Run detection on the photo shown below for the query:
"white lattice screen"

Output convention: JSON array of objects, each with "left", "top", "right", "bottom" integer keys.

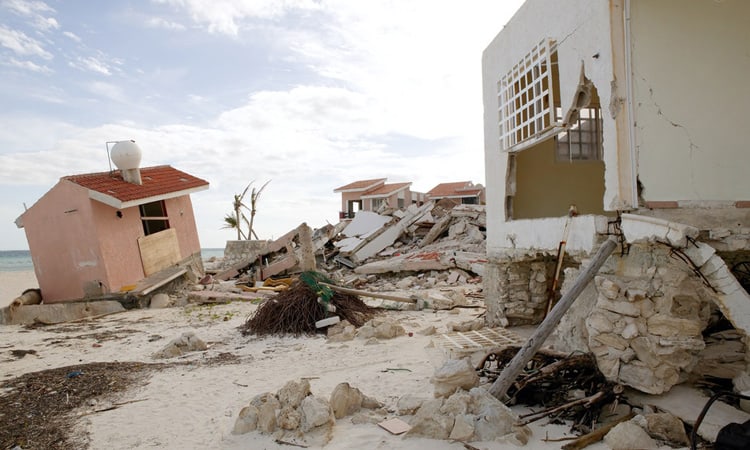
[{"left": 497, "top": 39, "right": 557, "bottom": 150}]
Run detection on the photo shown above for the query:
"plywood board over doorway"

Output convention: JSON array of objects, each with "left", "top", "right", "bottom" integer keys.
[{"left": 138, "top": 228, "right": 181, "bottom": 276}]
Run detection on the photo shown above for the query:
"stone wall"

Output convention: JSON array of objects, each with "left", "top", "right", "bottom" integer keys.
[
  {"left": 554, "top": 243, "right": 722, "bottom": 394},
  {"left": 485, "top": 256, "right": 554, "bottom": 325},
  {"left": 221, "top": 240, "right": 270, "bottom": 270}
]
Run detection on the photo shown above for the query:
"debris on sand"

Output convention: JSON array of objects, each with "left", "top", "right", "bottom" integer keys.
[{"left": 239, "top": 271, "right": 378, "bottom": 336}]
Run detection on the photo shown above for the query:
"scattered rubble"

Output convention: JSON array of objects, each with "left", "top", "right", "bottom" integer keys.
[
  {"left": 232, "top": 379, "right": 382, "bottom": 447},
  {"left": 431, "top": 358, "right": 479, "bottom": 398},
  {"left": 153, "top": 330, "right": 207, "bottom": 358}
]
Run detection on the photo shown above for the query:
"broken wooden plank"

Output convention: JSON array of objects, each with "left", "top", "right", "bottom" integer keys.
[
  {"left": 138, "top": 268, "right": 188, "bottom": 296},
  {"left": 187, "top": 290, "right": 272, "bottom": 304},
  {"left": 489, "top": 238, "right": 618, "bottom": 401},
  {"left": 560, "top": 412, "right": 635, "bottom": 450},
  {"left": 319, "top": 282, "right": 417, "bottom": 304}
]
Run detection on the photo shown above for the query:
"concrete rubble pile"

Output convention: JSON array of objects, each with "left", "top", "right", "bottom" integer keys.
[{"left": 205, "top": 202, "right": 488, "bottom": 314}]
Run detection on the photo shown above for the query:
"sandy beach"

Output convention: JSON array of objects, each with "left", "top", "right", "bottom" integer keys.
[
  {"left": 0, "top": 269, "right": 615, "bottom": 450},
  {"left": 0, "top": 270, "right": 38, "bottom": 308}
]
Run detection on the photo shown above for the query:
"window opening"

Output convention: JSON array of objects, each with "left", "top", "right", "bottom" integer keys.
[
  {"left": 371, "top": 198, "right": 386, "bottom": 211},
  {"left": 140, "top": 201, "right": 170, "bottom": 236},
  {"left": 555, "top": 106, "right": 603, "bottom": 162}
]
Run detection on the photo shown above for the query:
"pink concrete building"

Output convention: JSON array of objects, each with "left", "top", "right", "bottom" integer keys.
[
  {"left": 16, "top": 153, "right": 209, "bottom": 303},
  {"left": 426, "top": 181, "right": 485, "bottom": 205},
  {"left": 333, "top": 178, "right": 425, "bottom": 218}
]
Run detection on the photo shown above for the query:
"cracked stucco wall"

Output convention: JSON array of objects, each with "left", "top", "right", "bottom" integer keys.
[
  {"left": 630, "top": 0, "right": 750, "bottom": 202},
  {"left": 482, "top": 0, "right": 626, "bottom": 259}
]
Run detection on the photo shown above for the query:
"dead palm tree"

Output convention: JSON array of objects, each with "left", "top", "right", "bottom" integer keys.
[
  {"left": 222, "top": 180, "right": 270, "bottom": 240},
  {"left": 247, "top": 180, "right": 270, "bottom": 240},
  {"left": 222, "top": 213, "right": 246, "bottom": 240}
]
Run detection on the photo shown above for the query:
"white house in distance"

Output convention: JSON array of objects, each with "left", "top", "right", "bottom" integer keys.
[{"left": 482, "top": 0, "right": 750, "bottom": 396}]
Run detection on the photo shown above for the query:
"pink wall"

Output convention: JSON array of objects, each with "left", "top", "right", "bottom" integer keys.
[
  {"left": 94, "top": 195, "right": 201, "bottom": 292},
  {"left": 340, "top": 192, "right": 363, "bottom": 213},
  {"left": 22, "top": 180, "right": 204, "bottom": 303},
  {"left": 165, "top": 195, "right": 202, "bottom": 256},
  {"left": 22, "top": 181, "right": 108, "bottom": 302}
]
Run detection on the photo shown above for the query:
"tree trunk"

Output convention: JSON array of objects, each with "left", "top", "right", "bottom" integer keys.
[{"left": 488, "top": 238, "right": 618, "bottom": 401}]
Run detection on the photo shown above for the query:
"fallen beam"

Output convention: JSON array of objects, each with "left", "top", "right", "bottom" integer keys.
[
  {"left": 488, "top": 238, "right": 618, "bottom": 401},
  {"left": 319, "top": 282, "right": 417, "bottom": 304}
]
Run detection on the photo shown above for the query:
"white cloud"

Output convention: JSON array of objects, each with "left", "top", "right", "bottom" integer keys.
[
  {"left": 62, "top": 30, "right": 81, "bottom": 42},
  {"left": 0, "top": 25, "right": 53, "bottom": 59},
  {"left": 5, "top": 57, "right": 50, "bottom": 73},
  {"left": 86, "top": 81, "right": 126, "bottom": 102},
  {"left": 70, "top": 55, "right": 113, "bottom": 75},
  {"left": 154, "top": 0, "right": 322, "bottom": 35},
  {"left": 145, "top": 16, "right": 187, "bottom": 31},
  {"left": 3, "top": 0, "right": 55, "bottom": 17},
  {"left": 3, "top": 0, "right": 59, "bottom": 32}
]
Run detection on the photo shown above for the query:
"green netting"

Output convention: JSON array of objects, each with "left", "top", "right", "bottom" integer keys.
[{"left": 298, "top": 271, "right": 335, "bottom": 303}]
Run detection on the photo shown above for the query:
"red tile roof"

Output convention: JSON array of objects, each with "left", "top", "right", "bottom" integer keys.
[
  {"left": 427, "top": 181, "right": 482, "bottom": 197},
  {"left": 65, "top": 165, "right": 209, "bottom": 207},
  {"left": 333, "top": 178, "right": 387, "bottom": 192},
  {"left": 361, "top": 182, "right": 411, "bottom": 198}
]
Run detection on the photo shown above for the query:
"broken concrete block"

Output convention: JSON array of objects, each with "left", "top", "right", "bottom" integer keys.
[
  {"left": 396, "top": 276, "right": 416, "bottom": 290},
  {"left": 329, "top": 382, "right": 364, "bottom": 419},
  {"left": 449, "top": 319, "right": 484, "bottom": 332},
  {"left": 232, "top": 405, "right": 259, "bottom": 434},
  {"left": 397, "top": 394, "right": 426, "bottom": 415},
  {"left": 406, "top": 398, "right": 453, "bottom": 440},
  {"left": 644, "top": 412, "right": 690, "bottom": 446},
  {"left": 423, "top": 292, "right": 453, "bottom": 310},
  {"left": 469, "top": 387, "right": 518, "bottom": 440},
  {"left": 431, "top": 359, "right": 479, "bottom": 398},
  {"left": 0, "top": 300, "right": 125, "bottom": 326},
  {"left": 351, "top": 202, "right": 434, "bottom": 262},
  {"left": 299, "top": 396, "right": 334, "bottom": 433},
  {"left": 154, "top": 330, "right": 207, "bottom": 358},
  {"left": 277, "top": 405, "right": 302, "bottom": 430},
  {"left": 419, "top": 214, "right": 452, "bottom": 247},
  {"left": 278, "top": 379, "right": 311, "bottom": 409},
  {"left": 604, "top": 420, "right": 658, "bottom": 450},
  {"left": 327, "top": 320, "right": 356, "bottom": 342},
  {"left": 440, "top": 389, "right": 472, "bottom": 416},
  {"left": 149, "top": 293, "right": 172, "bottom": 308},
  {"left": 373, "top": 320, "right": 406, "bottom": 339},
  {"left": 449, "top": 414, "right": 474, "bottom": 441},
  {"left": 248, "top": 391, "right": 281, "bottom": 435}
]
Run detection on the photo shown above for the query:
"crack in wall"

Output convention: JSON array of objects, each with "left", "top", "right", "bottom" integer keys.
[{"left": 642, "top": 79, "right": 700, "bottom": 197}]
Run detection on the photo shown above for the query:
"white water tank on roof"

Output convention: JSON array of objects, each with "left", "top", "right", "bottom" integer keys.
[{"left": 110, "top": 140, "right": 142, "bottom": 170}]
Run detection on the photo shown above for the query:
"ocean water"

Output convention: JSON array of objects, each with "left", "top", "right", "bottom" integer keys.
[
  {"left": 0, "top": 248, "right": 225, "bottom": 272},
  {"left": 0, "top": 250, "right": 33, "bottom": 272}
]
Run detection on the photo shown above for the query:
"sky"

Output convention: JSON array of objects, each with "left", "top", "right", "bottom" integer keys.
[{"left": 0, "top": 0, "right": 524, "bottom": 250}]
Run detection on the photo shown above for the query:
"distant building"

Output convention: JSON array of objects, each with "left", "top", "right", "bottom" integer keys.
[
  {"left": 426, "top": 181, "right": 485, "bottom": 205},
  {"left": 15, "top": 141, "right": 209, "bottom": 303},
  {"left": 333, "top": 178, "right": 424, "bottom": 218}
]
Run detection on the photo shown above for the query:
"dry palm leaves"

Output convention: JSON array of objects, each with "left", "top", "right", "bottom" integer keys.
[{"left": 240, "top": 271, "right": 377, "bottom": 336}]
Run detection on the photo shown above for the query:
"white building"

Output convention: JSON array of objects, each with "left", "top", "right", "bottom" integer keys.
[{"left": 481, "top": 0, "right": 750, "bottom": 395}]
